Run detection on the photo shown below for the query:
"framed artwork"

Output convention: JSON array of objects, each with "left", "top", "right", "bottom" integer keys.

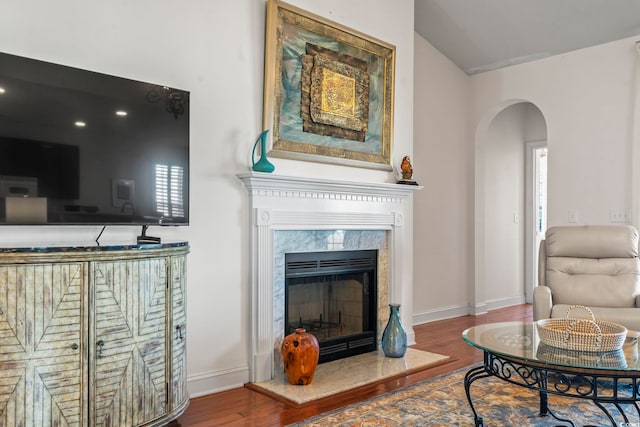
[{"left": 263, "top": 0, "right": 396, "bottom": 170}]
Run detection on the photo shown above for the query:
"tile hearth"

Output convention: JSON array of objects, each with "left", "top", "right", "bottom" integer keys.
[{"left": 250, "top": 348, "right": 449, "bottom": 405}]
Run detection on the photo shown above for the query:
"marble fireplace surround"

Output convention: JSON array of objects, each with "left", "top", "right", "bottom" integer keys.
[{"left": 238, "top": 172, "right": 421, "bottom": 382}]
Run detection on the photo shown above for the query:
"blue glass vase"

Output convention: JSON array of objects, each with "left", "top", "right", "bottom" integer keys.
[{"left": 381, "top": 303, "right": 407, "bottom": 357}]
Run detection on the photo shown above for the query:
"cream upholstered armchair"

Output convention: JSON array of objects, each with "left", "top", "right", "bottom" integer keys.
[{"left": 533, "top": 225, "right": 640, "bottom": 331}]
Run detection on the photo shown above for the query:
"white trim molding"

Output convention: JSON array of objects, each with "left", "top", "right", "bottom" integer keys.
[
  {"left": 187, "top": 366, "right": 250, "bottom": 398},
  {"left": 413, "top": 295, "right": 526, "bottom": 326},
  {"left": 631, "top": 40, "right": 640, "bottom": 229},
  {"left": 238, "top": 173, "right": 421, "bottom": 382}
]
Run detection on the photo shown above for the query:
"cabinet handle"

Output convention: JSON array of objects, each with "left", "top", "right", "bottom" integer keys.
[
  {"left": 71, "top": 343, "right": 79, "bottom": 350},
  {"left": 97, "top": 340, "right": 105, "bottom": 358},
  {"left": 176, "top": 325, "right": 183, "bottom": 340}
]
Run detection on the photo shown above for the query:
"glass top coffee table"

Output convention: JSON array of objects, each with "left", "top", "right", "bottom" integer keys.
[{"left": 463, "top": 321, "right": 640, "bottom": 427}]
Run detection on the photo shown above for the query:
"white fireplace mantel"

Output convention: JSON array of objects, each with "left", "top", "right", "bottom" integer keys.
[
  {"left": 238, "top": 172, "right": 420, "bottom": 201},
  {"left": 238, "top": 172, "right": 422, "bottom": 382}
]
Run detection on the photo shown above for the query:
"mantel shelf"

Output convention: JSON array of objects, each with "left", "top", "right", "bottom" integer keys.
[{"left": 237, "top": 172, "right": 423, "bottom": 200}]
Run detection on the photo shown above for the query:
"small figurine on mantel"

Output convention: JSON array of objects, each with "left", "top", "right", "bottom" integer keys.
[{"left": 397, "top": 156, "right": 419, "bottom": 185}]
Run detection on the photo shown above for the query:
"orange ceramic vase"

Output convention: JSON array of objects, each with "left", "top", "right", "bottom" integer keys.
[{"left": 281, "top": 328, "right": 319, "bottom": 385}]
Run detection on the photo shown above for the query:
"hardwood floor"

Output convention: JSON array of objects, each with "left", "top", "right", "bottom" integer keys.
[{"left": 171, "top": 304, "right": 533, "bottom": 427}]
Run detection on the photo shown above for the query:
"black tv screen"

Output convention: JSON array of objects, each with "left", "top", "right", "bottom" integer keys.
[{"left": 0, "top": 51, "right": 189, "bottom": 225}]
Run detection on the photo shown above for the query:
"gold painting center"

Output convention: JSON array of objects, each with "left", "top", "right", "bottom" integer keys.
[{"left": 320, "top": 68, "right": 355, "bottom": 119}]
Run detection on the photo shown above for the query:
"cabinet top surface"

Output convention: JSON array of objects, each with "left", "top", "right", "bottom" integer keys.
[{"left": 0, "top": 241, "right": 188, "bottom": 253}]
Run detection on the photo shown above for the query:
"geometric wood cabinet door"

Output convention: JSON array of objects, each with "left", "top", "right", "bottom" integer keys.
[
  {"left": 0, "top": 242, "right": 189, "bottom": 427},
  {"left": 90, "top": 259, "right": 168, "bottom": 427},
  {"left": 0, "top": 263, "right": 86, "bottom": 427},
  {"left": 170, "top": 255, "right": 188, "bottom": 414}
]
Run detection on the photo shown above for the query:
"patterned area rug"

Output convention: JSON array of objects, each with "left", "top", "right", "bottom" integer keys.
[{"left": 289, "top": 365, "right": 639, "bottom": 426}]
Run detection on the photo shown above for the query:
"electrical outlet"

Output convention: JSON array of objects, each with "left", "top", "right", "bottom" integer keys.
[
  {"left": 610, "top": 209, "right": 631, "bottom": 223},
  {"left": 568, "top": 210, "right": 577, "bottom": 223}
]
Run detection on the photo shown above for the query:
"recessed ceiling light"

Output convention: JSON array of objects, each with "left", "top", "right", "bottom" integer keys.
[
  {"left": 75, "top": 121, "right": 86, "bottom": 127},
  {"left": 116, "top": 110, "right": 127, "bottom": 117},
  {"left": 0, "top": 87, "right": 5, "bottom": 94}
]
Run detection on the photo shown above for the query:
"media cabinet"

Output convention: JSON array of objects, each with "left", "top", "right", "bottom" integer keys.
[{"left": 0, "top": 242, "right": 189, "bottom": 427}]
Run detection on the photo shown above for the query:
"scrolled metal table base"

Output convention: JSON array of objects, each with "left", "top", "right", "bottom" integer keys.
[{"left": 464, "top": 352, "right": 640, "bottom": 426}]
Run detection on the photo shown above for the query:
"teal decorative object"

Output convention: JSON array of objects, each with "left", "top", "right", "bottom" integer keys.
[
  {"left": 381, "top": 303, "right": 407, "bottom": 358},
  {"left": 252, "top": 130, "right": 275, "bottom": 173}
]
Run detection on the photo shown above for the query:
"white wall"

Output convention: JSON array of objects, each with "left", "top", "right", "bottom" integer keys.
[
  {"left": 471, "top": 36, "right": 640, "bottom": 227},
  {"left": 0, "top": 0, "right": 415, "bottom": 396},
  {"left": 468, "top": 36, "right": 640, "bottom": 315},
  {"left": 483, "top": 104, "right": 526, "bottom": 303},
  {"left": 413, "top": 32, "right": 640, "bottom": 322},
  {"left": 412, "top": 34, "right": 472, "bottom": 323}
]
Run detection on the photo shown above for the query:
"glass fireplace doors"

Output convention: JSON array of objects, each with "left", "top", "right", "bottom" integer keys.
[{"left": 284, "top": 250, "right": 377, "bottom": 363}]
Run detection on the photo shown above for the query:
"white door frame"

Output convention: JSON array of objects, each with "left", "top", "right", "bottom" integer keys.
[{"left": 525, "top": 140, "right": 547, "bottom": 303}]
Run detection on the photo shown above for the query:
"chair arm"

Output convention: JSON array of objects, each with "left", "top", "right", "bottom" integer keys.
[
  {"left": 533, "top": 286, "right": 552, "bottom": 321},
  {"left": 538, "top": 240, "right": 546, "bottom": 286}
]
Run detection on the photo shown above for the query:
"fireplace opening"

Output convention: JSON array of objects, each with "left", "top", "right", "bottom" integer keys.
[{"left": 284, "top": 249, "right": 377, "bottom": 363}]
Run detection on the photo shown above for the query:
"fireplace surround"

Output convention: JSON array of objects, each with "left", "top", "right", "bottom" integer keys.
[{"left": 238, "top": 173, "right": 421, "bottom": 382}]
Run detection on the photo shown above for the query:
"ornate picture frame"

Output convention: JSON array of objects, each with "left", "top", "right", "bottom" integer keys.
[{"left": 263, "top": 0, "right": 395, "bottom": 170}]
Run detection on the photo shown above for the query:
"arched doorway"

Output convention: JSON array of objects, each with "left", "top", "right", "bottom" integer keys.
[{"left": 472, "top": 100, "right": 547, "bottom": 313}]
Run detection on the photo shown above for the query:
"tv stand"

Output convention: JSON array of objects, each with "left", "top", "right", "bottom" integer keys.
[
  {"left": 0, "top": 242, "right": 189, "bottom": 426},
  {"left": 137, "top": 224, "right": 161, "bottom": 244}
]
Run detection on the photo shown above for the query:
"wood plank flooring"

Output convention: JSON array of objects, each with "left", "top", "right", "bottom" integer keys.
[{"left": 170, "top": 304, "right": 533, "bottom": 426}]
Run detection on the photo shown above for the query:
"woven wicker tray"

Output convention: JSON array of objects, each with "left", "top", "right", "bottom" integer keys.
[{"left": 536, "top": 305, "right": 627, "bottom": 352}]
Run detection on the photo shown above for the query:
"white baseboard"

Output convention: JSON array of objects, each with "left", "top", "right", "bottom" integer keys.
[
  {"left": 406, "top": 329, "right": 416, "bottom": 347},
  {"left": 187, "top": 365, "right": 250, "bottom": 398},
  {"left": 412, "top": 296, "right": 527, "bottom": 326},
  {"left": 412, "top": 304, "right": 470, "bottom": 325},
  {"left": 468, "top": 303, "right": 488, "bottom": 316},
  {"left": 484, "top": 295, "right": 526, "bottom": 312}
]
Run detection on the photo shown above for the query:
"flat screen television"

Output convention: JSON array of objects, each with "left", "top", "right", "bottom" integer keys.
[{"left": 0, "top": 51, "right": 189, "bottom": 226}]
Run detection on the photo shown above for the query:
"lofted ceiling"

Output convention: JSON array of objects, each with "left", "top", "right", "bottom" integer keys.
[{"left": 414, "top": 0, "right": 640, "bottom": 75}]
